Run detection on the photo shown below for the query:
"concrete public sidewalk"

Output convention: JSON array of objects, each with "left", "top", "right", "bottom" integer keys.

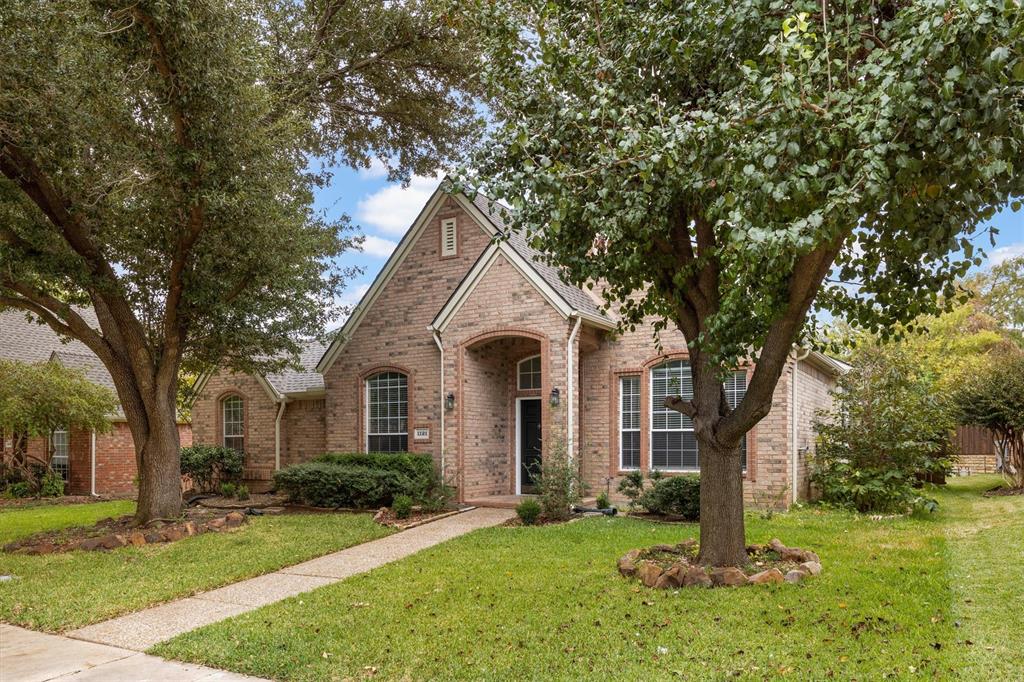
[
  {"left": 66, "top": 507, "right": 514, "bottom": 651},
  {"left": 0, "top": 624, "right": 266, "bottom": 681}
]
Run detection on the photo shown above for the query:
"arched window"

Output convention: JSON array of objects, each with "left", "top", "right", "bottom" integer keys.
[
  {"left": 366, "top": 372, "right": 408, "bottom": 452},
  {"left": 222, "top": 395, "right": 244, "bottom": 452},
  {"left": 517, "top": 355, "right": 541, "bottom": 390}
]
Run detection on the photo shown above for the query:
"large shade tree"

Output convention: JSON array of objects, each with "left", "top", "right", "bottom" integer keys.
[
  {"left": 466, "top": 0, "right": 1024, "bottom": 565},
  {"left": 0, "top": 0, "right": 483, "bottom": 522}
]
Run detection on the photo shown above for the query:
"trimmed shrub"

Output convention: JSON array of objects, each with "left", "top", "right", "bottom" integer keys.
[
  {"left": 236, "top": 484, "right": 250, "bottom": 501},
  {"left": 2, "top": 481, "right": 32, "bottom": 499},
  {"left": 533, "top": 443, "right": 584, "bottom": 521},
  {"left": 516, "top": 498, "right": 541, "bottom": 525},
  {"left": 392, "top": 494, "right": 414, "bottom": 519},
  {"left": 220, "top": 482, "right": 237, "bottom": 498},
  {"left": 315, "top": 452, "right": 434, "bottom": 499},
  {"left": 595, "top": 490, "right": 611, "bottom": 510},
  {"left": 638, "top": 475, "right": 700, "bottom": 520},
  {"left": 273, "top": 462, "right": 414, "bottom": 509},
  {"left": 39, "top": 470, "right": 66, "bottom": 497},
  {"left": 180, "top": 445, "right": 244, "bottom": 493}
]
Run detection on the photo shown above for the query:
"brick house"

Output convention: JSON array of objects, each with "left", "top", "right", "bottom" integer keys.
[
  {"left": 0, "top": 308, "right": 192, "bottom": 496},
  {"left": 191, "top": 183, "right": 845, "bottom": 507}
]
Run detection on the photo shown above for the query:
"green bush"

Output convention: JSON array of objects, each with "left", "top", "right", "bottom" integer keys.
[
  {"left": 315, "top": 452, "right": 435, "bottom": 499},
  {"left": 533, "top": 442, "right": 584, "bottom": 522},
  {"left": 516, "top": 498, "right": 541, "bottom": 525},
  {"left": 38, "top": 470, "right": 65, "bottom": 497},
  {"left": 638, "top": 475, "right": 700, "bottom": 520},
  {"left": 812, "top": 345, "right": 954, "bottom": 514},
  {"left": 392, "top": 494, "right": 414, "bottom": 519},
  {"left": 595, "top": 490, "right": 611, "bottom": 510},
  {"left": 616, "top": 470, "right": 646, "bottom": 510},
  {"left": 180, "top": 445, "right": 244, "bottom": 492},
  {"left": 3, "top": 481, "right": 32, "bottom": 499},
  {"left": 219, "top": 481, "right": 237, "bottom": 498},
  {"left": 273, "top": 462, "right": 414, "bottom": 509},
  {"left": 235, "top": 484, "right": 250, "bottom": 501}
]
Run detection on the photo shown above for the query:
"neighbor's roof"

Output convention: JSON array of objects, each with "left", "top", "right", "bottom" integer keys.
[{"left": 0, "top": 307, "right": 98, "bottom": 364}]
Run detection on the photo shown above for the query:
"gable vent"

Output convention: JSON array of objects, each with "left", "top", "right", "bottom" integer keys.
[{"left": 441, "top": 217, "right": 457, "bottom": 257}]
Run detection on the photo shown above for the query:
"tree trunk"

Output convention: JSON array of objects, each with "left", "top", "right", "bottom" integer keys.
[
  {"left": 695, "top": 435, "right": 747, "bottom": 566},
  {"left": 130, "top": 396, "right": 183, "bottom": 524}
]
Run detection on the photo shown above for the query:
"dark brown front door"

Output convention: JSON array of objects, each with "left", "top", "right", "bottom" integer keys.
[{"left": 519, "top": 398, "right": 542, "bottom": 493}]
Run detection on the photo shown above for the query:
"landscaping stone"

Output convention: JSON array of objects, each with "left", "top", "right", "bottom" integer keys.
[
  {"left": 78, "top": 538, "right": 104, "bottom": 551},
  {"left": 225, "top": 511, "right": 246, "bottom": 528},
  {"left": 26, "top": 542, "right": 56, "bottom": 556},
  {"left": 650, "top": 543, "right": 678, "bottom": 553},
  {"left": 618, "top": 549, "right": 641, "bottom": 577},
  {"left": 654, "top": 562, "right": 688, "bottom": 589},
  {"left": 710, "top": 567, "right": 748, "bottom": 587},
  {"left": 143, "top": 531, "right": 163, "bottom": 544},
  {"left": 183, "top": 521, "right": 199, "bottom": 536},
  {"left": 747, "top": 568, "right": 784, "bottom": 585},
  {"left": 800, "top": 560, "right": 822, "bottom": 576},
  {"left": 637, "top": 561, "right": 664, "bottom": 588},
  {"left": 162, "top": 528, "right": 186, "bottom": 542},
  {"left": 784, "top": 569, "right": 807, "bottom": 584},
  {"left": 682, "top": 565, "right": 712, "bottom": 588},
  {"left": 128, "top": 531, "right": 146, "bottom": 547},
  {"left": 99, "top": 534, "right": 126, "bottom": 550},
  {"left": 207, "top": 517, "right": 226, "bottom": 530}
]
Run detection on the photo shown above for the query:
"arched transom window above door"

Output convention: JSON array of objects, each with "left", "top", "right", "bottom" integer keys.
[
  {"left": 366, "top": 371, "right": 408, "bottom": 453},
  {"left": 517, "top": 355, "right": 541, "bottom": 390}
]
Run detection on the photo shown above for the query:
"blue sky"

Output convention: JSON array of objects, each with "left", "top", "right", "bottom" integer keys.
[{"left": 314, "top": 164, "right": 1024, "bottom": 326}]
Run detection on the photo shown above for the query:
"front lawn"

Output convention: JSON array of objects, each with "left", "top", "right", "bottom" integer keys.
[
  {"left": 154, "top": 476, "right": 1023, "bottom": 680},
  {"left": 0, "top": 504, "right": 393, "bottom": 631}
]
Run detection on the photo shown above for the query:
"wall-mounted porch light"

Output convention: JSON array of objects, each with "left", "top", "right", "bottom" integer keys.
[
  {"left": 445, "top": 392, "right": 456, "bottom": 411},
  {"left": 549, "top": 387, "right": 560, "bottom": 407}
]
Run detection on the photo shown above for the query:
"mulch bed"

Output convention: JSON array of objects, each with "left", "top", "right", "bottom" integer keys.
[
  {"left": 619, "top": 538, "right": 823, "bottom": 589},
  {"left": 983, "top": 485, "right": 1024, "bottom": 497},
  {"left": 373, "top": 506, "right": 463, "bottom": 529},
  {"left": 3, "top": 506, "right": 250, "bottom": 555},
  {"left": 624, "top": 511, "right": 697, "bottom": 524},
  {"left": 0, "top": 494, "right": 133, "bottom": 510},
  {"left": 193, "top": 492, "right": 288, "bottom": 510}
]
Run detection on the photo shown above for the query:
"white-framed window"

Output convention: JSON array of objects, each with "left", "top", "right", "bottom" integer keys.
[
  {"left": 517, "top": 355, "right": 541, "bottom": 390},
  {"left": 619, "top": 376, "right": 640, "bottom": 469},
  {"left": 441, "top": 217, "right": 457, "bottom": 257},
  {"left": 222, "top": 395, "right": 244, "bottom": 452},
  {"left": 366, "top": 372, "right": 408, "bottom": 452},
  {"left": 650, "top": 360, "right": 697, "bottom": 470},
  {"left": 50, "top": 427, "right": 69, "bottom": 481},
  {"left": 649, "top": 362, "right": 749, "bottom": 471}
]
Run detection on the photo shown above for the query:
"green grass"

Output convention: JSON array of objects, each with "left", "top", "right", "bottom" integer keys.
[
  {"left": 0, "top": 499, "right": 135, "bottom": 545},
  {"left": 152, "top": 476, "right": 1024, "bottom": 680},
  {"left": 0, "top": 506, "right": 393, "bottom": 631}
]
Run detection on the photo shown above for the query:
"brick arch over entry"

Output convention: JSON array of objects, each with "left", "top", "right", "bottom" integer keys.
[{"left": 454, "top": 329, "right": 554, "bottom": 501}]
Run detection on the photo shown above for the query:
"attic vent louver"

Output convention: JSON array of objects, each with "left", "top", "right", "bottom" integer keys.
[{"left": 441, "top": 217, "right": 457, "bottom": 257}]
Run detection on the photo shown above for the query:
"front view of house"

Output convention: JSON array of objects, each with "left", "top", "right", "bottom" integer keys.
[{"left": 191, "top": 182, "right": 843, "bottom": 507}]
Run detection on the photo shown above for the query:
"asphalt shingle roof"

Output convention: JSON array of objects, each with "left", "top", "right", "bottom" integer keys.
[
  {"left": 470, "top": 193, "right": 610, "bottom": 321},
  {"left": 265, "top": 339, "right": 327, "bottom": 395},
  {"left": 0, "top": 307, "right": 99, "bottom": 364}
]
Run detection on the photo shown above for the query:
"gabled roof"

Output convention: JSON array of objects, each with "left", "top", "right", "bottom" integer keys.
[
  {"left": 189, "top": 337, "right": 327, "bottom": 405},
  {"left": 0, "top": 307, "right": 97, "bottom": 364},
  {"left": 317, "top": 180, "right": 614, "bottom": 372}
]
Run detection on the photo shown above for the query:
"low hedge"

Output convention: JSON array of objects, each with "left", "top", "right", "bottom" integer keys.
[
  {"left": 639, "top": 475, "right": 700, "bottom": 520},
  {"left": 314, "top": 452, "right": 435, "bottom": 497},
  {"left": 180, "top": 445, "right": 244, "bottom": 492},
  {"left": 274, "top": 462, "right": 415, "bottom": 509}
]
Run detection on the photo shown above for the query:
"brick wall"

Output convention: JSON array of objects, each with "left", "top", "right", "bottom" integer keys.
[
  {"left": 192, "top": 371, "right": 280, "bottom": 482},
  {"left": 323, "top": 196, "right": 494, "bottom": 466},
  {"left": 282, "top": 399, "right": 326, "bottom": 467},
  {"left": 793, "top": 359, "right": 835, "bottom": 501}
]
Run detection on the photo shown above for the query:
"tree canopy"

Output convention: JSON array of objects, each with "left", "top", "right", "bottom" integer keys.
[
  {"left": 0, "top": 360, "right": 117, "bottom": 447},
  {"left": 465, "top": 0, "right": 1024, "bottom": 564},
  {"left": 0, "top": 0, "right": 485, "bottom": 521}
]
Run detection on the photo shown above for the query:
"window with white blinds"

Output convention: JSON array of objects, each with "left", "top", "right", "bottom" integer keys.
[
  {"left": 223, "top": 396, "right": 245, "bottom": 452},
  {"left": 649, "top": 362, "right": 748, "bottom": 471},
  {"left": 366, "top": 372, "right": 408, "bottom": 452},
  {"left": 441, "top": 218, "right": 457, "bottom": 257},
  {"left": 619, "top": 376, "right": 640, "bottom": 469},
  {"left": 50, "top": 427, "right": 69, "bottom": 481}
]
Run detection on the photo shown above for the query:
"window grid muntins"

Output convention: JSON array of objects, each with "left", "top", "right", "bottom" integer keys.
[
  {"left": 619, "top": 376, "right": 641, "bottom": 470},
  {"left": 518, "top": 355, "right": 541, "bottom": 390},
  {"left": 223, "top": 396, "right": 244, "bottom": 452},
  {"left": 51, "top": 428, "right": 69, "bottom": 481},
  {"left": 648, "top": 363, "right": 748, "bottom": 471},
  {"left": 367, "top": 372, "right": 408, "bottom": 453}
]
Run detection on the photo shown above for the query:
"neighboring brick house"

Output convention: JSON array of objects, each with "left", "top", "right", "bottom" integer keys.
[
  {"left": 191, "top": 182, "right": 845, "bottom": 507},
  {"left": 0, "top": 308, "right": 192, "bottom": 496}
]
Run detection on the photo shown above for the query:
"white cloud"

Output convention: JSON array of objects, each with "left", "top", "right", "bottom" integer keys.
[
  {"left": 338, "top": 282, "right": 370, "bottom": 309},
  {"left": 356, "top": 173, "right": 443, "bottom": 236},
  {"left": 361, "top": 235, "right": 398, "bottom": 258},
  {"left": 358, "top": 158, "right": 389, "bottom": 179},
  {"left": 988, "top": 242, "right": 1024, "bottom": 268}
]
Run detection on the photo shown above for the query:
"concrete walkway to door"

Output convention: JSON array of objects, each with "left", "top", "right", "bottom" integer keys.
[{"left": 63, "top": 507, "right": 513, "bottom": 652}]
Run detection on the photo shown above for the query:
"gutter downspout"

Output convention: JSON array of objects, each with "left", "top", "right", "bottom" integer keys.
[
  {"left": 432, "top": 329, "right": 445, "bottom": 479},
  {"left": 90, "top": 430, "right": 97, "bottom": 497},
  {"left": 275, "top": 401, "right": 287, "bottom": 471},
  {"left": 791, "top": 347, "right": 811, "bottom": 505},
  {"left": 567, "top": 315, "right": 583, "bottom": 464}
]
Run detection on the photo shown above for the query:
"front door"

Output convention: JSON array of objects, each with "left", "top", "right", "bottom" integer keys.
[{"left": 518, "top": 398, "right": 542, "bottom": 494}]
